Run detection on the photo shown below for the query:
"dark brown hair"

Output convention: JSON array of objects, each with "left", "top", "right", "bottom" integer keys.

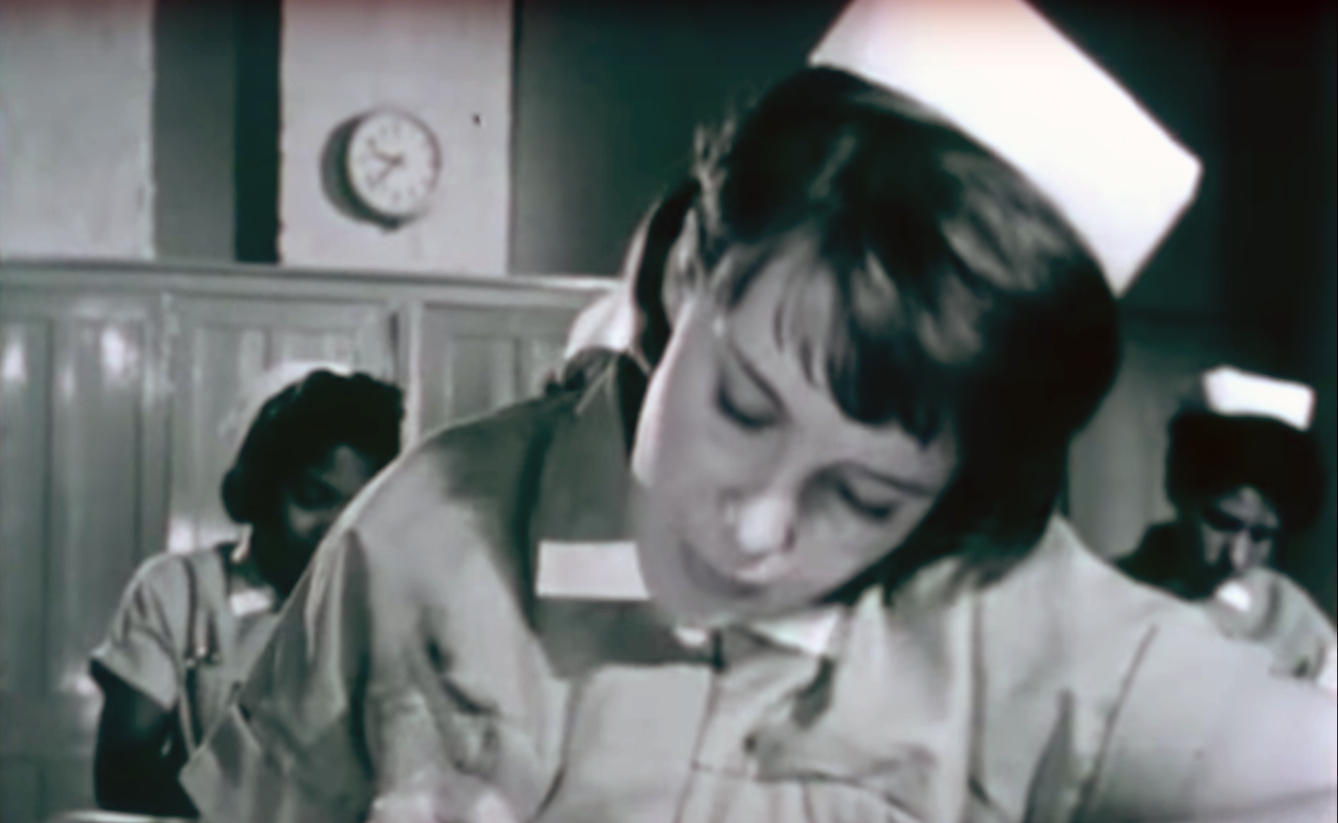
[
  {"left": 221, "top": 370, "right": 404, "bottom": 526},
  {"left": 1167, "top": 410, "right": 1326, "bottom": 533},
  {"left": 622, "top": 68, "right": 1122, "bottom": 588}
]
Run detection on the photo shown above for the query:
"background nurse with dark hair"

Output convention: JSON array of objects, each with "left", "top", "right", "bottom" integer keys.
[
  {"left": 1120, "top": 366, "right": 1336, "bottom": 692},
  {"left": 89, "top": 364, "right": 403, "bottom": 816}
]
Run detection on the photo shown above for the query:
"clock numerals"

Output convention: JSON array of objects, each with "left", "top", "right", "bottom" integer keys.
[{"left": 343, "top": 109, "right": 442, "bottom": 225}]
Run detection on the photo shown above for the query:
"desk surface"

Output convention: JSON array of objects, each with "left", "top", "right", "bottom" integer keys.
[{"left": 47, "top": 812, "right": 196, "bottom": 823}]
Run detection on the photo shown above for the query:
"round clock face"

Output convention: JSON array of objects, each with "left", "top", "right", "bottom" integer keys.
[{"left": 344, "top": 109, "right": 442, "bottom": 224}]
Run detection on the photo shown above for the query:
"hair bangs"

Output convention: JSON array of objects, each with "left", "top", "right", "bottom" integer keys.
[
  {"left": 712, "top": 220, "right": 982, "bottom": 444},
  {"left": 824, "top": 237, "right": 988, "bottom": 442}
]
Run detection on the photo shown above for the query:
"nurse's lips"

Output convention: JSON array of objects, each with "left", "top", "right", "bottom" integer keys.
[
  {"left": 728, "top": 552, "right": 794, "bottom": 586},
  {"left": 679, "top": 541, "right": 793, "bottom": 595},
  {"left": 680, "top": 541, "right": 761, "bottom": 598}
]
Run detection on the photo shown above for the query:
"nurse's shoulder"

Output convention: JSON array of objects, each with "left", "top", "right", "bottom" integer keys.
[
  {"left": 287, "top": 382, "right": 600, "bottom": 691},
  {"left": 976, "top": 515, "right": 1219, "bottom": 694},
  {"left": 102, "top": 544, "right": 233, "bottom": 644},
  {"left": 336, "top": 389, "right": 580, "bottom": 540},
  {"left": 985, "top": 517, "right": 1335, "bottom": 820}
]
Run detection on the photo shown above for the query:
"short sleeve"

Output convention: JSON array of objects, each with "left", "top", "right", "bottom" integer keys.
[
  {"left": 1277, "top": 575, "right": 1338, "bottom": 681},
  {"left": 90, "top": 554, "right": 188, "bottom": 711},
  {"left": 1082, "top": 616, "right": 1338, "bottom": 820}
]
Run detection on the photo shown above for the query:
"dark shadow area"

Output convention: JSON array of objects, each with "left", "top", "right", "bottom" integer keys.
[
  {"left": 154, "top": 0, "right": 237, "bottom": 260},
  {"left": 511, "top": 0, "right": 847, "bottom": 276},
  {"left": 234, "top": 0, "right": 282, "bottom": 263}
]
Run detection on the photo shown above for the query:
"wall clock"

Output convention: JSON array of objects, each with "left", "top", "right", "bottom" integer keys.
[{"left": 334, "top": 108, "right": 442, "bottom": 228}]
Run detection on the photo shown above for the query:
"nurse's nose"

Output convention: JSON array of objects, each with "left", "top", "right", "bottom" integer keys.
[
  {"left": 1229, "top": 532, "right": 1255, "bottom": 572},
  {"left": 731, "top": 492, "right": 797, "bottom": 558}
]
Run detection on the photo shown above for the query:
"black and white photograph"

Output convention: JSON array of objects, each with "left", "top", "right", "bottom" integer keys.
[{"left": 0, "top": 0, "right": 1334, "bottom": 821}]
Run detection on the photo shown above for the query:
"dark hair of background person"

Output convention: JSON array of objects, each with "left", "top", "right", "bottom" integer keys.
[
  {"left": 221, "top": 370, "right": 404, "bottom": 527},
  {"left": 616, "top": 67, "right": 1122, "bottom": 592},
  {"left": 1167, "top": 410, "right": 1327, "bottom": 544}
]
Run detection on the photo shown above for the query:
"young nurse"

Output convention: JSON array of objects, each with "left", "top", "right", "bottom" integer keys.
[{"left": 181, "top": 2, "right": 1337, "bottom": 821}]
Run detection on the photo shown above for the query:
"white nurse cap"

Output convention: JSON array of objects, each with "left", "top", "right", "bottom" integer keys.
[
  {"left": 563, "top": 286, "right": 637, "bottom": 360},
  {"left": 808, "top": 0, "right": 1202, "bottom": 295},
  {"left": 1200, "top": 365, "right": 1316, "bottom": 432}
]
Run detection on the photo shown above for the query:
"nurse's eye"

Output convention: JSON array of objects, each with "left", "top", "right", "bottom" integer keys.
[
  {"left": 833, "top": 482, "right": 897, "bottom": 522},
  {"left": 1248, "top": 525, "right": 1278, "bottom": 543},
  {"left": 716, "top": 380, "right": 778, "bottom": 431},
  {"left": 1202, "top": 508, "right": 1245, "bottom": 533},
  {"left": 289, "top": 478, "right": 339, "bottom": 510}
]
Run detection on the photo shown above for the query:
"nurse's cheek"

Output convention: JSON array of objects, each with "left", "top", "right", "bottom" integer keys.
[{"left": 280, "top": 499, "right": 340, "bottom": 553}]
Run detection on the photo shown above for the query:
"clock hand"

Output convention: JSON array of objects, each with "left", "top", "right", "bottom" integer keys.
[{"left": 368, "top": 154, "right": 406, "bottom": 187}]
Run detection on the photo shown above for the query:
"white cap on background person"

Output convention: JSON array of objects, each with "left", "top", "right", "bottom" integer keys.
[
  {"left": 808, "top": 0, "right": 1202, "bottom": 296},
  {"left": 1201, "top": 365, "right": 1316, "bottom": 432}
]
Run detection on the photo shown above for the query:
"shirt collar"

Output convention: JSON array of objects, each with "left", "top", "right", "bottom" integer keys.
[
  {"left": 225, "top": 533, "right": 281, "bottom": 616},
  {"left": 747, "top": 607, "right": 847, "bottom": 658}
]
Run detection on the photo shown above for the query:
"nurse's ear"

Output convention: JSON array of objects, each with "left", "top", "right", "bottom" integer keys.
[
  {"left": 623, "top": 179, "right": 700, "bottom": 370},
  {"left": 660, "top": 213, "right": 700, "bottom": 327}
]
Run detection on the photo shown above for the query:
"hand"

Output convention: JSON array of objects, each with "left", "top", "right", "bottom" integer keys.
[{"left": 369, "top": 153, "right": 406, "bottom": 187}]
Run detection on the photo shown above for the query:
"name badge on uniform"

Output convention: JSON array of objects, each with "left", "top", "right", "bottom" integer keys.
[
  {"left": 229, "top": 586, "right": 276, "bottom": 617},
  {"left": 535, "top": 540, "right": 650, "bottom": 601}
]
